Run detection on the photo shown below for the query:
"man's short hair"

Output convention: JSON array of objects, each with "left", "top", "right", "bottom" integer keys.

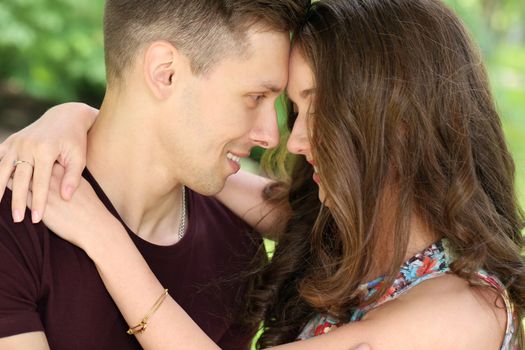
[{"left": 104, "top": 0, "right": 309, "bottom": 84}]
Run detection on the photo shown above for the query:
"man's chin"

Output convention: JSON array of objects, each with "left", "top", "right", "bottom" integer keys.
[{"left": 187, "top": 179, "right": 226, "bottom": 197}]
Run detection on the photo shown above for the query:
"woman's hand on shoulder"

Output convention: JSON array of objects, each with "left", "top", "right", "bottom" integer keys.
[
  {"left": 10, "top": 162, "right": 120, "bottom": 254},
  {"left": 215, "top": 169, "right": 283, "bottom": 238},
  {"left": 0, "top": 102, "right": 98, "bottom": 224}
]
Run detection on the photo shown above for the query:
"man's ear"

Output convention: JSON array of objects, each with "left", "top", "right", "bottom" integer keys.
[{"left": 143, "top": 41, "right": 180, "bottom": 100}]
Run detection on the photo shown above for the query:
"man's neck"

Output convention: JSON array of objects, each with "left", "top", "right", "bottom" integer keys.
[{"left": 86, "top": 98, "right": 185, "bottom": 245}]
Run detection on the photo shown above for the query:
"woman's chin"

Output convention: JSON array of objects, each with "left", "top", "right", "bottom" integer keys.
[{"left": 318, "top": 186, "right": 330, "bottom": 207}]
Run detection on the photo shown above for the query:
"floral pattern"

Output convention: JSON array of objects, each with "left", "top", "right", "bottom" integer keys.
[{"left": 297, "top": 239, "right": 518, "bottom": 350}]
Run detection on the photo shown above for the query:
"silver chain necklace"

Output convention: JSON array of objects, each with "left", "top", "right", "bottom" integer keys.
[{"left": 178, "top": 185, "right": 187, "bottom": 240}]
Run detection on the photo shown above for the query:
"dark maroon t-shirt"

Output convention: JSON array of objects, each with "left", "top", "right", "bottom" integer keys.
[{"left": 0, "top": 170, "right": 260, "bottom": 349}]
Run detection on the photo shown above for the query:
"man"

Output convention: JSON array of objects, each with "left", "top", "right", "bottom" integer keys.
[{"left": 0, "top": 1, "right": 308, "bottom": 349}]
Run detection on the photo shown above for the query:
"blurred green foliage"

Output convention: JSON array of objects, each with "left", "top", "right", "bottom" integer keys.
[
  {"left": 0, "top": 0, "right": 105, "bottom": 102},
  {"left": 443, "top": 0, "right": 525, "bottom": 210}
]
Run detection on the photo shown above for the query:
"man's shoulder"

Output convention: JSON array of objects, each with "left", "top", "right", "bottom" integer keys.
[
  {"left": 0, "top": 189, "right": 48, "bottom": 254},
  {"left": 0, "top": 189, "right": 47, "bottom": 339}
]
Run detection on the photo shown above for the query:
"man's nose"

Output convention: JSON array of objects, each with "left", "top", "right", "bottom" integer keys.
[{"left": 250, "top": 107, "right": 280, "bottom": 149}]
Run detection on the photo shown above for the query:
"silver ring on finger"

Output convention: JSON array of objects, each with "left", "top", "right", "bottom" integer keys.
[{"left": 13, "top": 159, "right": 34, "bottom": 168}]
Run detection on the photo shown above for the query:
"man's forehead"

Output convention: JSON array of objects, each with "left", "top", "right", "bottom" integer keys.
[{"left": 204, "top": 28, "right": 290, "bottom": 92}]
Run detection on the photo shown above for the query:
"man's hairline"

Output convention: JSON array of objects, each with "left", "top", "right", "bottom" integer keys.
[{"left": 109, "top": 24, "right": 290, "bottom": 86}]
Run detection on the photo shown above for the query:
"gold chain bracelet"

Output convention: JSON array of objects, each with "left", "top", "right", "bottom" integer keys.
[{"left": 127, "top": 289, "right": 169, "bottom": 335}]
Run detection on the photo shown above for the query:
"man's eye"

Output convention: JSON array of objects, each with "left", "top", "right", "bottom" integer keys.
[{"left": 246, "top": 94, "right": 266, "bottom": 108}]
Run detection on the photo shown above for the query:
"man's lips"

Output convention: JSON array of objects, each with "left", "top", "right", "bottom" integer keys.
[
  {"left": 226, "top": 151, "right": 249, "bottom": 173},
  {"left": 229, "top": 151, "right": 250, "bottom": 158},
  {"left": 227, "top": 151, "right": 249, "bottom": 163}
]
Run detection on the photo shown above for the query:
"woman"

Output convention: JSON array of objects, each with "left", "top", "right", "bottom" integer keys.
[{"left": 1, "top": 0, "right": 523, "bottom": 349}]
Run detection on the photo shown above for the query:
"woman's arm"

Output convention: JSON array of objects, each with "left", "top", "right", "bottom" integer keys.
[
  {"left": 88, "top": 228, "right": 372, "bottom": 349},
  {"left": 79, "top": 222, "right": 372, "bottom": 350},
  {"left": 215, "top": 170, "right": 283, "bottom": 239},
  {"left": 85, "top": 218, "right": 220, "bottom": 350},
  {"left": 34, "top": 165, "right": 374, "bottom": 350},
  {"left": 76, "top": 225, "right": 496, "bottom": 350}
]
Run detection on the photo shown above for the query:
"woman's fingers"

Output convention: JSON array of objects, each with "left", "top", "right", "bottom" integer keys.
[
  {"left": 59, "top": 150, "right": 86, "bottom": 200},
  {"left": 30, "top": 156, "right": 55, "bottom": 223},
  {"left": 10, "top": 157, "right": 35, "bottom": 222}
]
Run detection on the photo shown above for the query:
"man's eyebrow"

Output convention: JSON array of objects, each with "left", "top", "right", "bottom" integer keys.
[{"left": 260, "top": 82, "right": 283, "bottom": 93}]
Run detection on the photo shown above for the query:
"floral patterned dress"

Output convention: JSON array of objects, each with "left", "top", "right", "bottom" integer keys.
[{"left": 297, "top": 239, "right": 518, "bottom": 349}]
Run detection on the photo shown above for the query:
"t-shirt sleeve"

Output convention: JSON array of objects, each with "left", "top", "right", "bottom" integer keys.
[{"left": 0, "top": 192, "right": 45, "bottom": 338}]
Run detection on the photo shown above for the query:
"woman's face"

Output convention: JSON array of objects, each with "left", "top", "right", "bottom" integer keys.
[{"left": 286, "top": 47, "right": 327, "bottom": 203}]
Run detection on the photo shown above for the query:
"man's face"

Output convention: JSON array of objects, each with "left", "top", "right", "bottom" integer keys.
[{"left": 160, "top": 27, "right": 290, "bottom": 195}]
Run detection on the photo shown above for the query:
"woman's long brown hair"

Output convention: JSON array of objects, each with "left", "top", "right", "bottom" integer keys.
[{"left": 246, "top": 0, "right": 525, "bottom": 347}]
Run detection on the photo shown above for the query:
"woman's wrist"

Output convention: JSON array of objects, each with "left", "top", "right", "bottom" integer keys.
[
  {"left": 82, "top": 216, "right": 130, "bottom": 263},
  {"left": 46, "top": 102, "right": 98, "bottom": 130},
  {"left": 79, "top": 103, "right": 99, "bottom": 129}
]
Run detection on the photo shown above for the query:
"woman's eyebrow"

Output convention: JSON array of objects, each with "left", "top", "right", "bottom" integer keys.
[
  {"left": 300, "top": 88, "right": 316, "bottom": 98},
  {"left": 287, "top": 87, "right": 315, "bottom": 103}
]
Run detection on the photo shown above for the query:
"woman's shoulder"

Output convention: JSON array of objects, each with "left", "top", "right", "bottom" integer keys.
[{"left": 361, "top": 273, "right": 507, "bottom": 349}]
